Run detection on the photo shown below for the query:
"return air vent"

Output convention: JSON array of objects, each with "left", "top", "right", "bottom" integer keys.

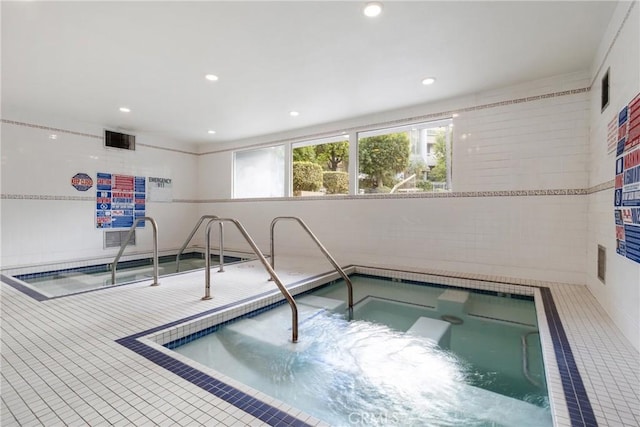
[
  {"left": 105, "top": 230, "right": 136, "bottom": 249},
  {"left": 597, "top": 245, "right": 606, "bottom": 284}
]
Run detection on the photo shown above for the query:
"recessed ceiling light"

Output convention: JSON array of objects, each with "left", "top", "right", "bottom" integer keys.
[
  {"left": 452, "top": 113, "right": 459, "bottom": 118},
  {"left": 289, "top": 111, "right": 300, "bottom": 117},
  {"left": 421, "top": 77, "right": 436, "bottom": 85},
  {"left": 208, "top": 130, "right": 216, "bottom": 134},
  {"left": 49, "top": 134, "right": 58, "bottom": 140},
  {"left": 205, "top": 74, "right": 219, "bottom": 81},
  {"left": 119, "top": 107, "right": 131, "bottom": 113},
  {"left": 364, "top": 2, "right": 383, "bottom": 17}
]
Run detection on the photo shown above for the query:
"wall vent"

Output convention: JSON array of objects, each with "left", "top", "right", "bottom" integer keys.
[
  {"left": 105, "top": 129, "right": 135, "bottom": 150},
  {"left": 597, "top": 245, "right": 606, "bottom": 284},
  {"left": 105, "top": 230, "right": 136, "bottom": 249},
  {"left": 601, "top": 68, "right": 610, "bottom": 112}
]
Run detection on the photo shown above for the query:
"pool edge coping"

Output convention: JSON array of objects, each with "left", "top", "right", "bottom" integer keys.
[{"left": 113, "top": 266, "right": 595, "bottom": 427}]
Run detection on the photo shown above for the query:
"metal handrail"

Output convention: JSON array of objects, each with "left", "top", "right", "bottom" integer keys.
[
  {"left": 522, "top": 331, "right": 542, "bottom": 388},
  {"left": 270, "top": 216, "right": 353, "bottom": 312},
  {"left": 202, "top": 218, "right": 299, "bottom": 343},
  {"left": 176, "top": 215, "right": 224, "bottom": 273},
  {"left": 111, "top": 217, "right": 159, "bottom": 286}
]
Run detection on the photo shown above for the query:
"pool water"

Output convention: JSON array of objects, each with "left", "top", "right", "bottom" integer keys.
[
  {"left": 172, "top": 277, "right": 551, "bottom": 426},
  {"left": 13, "top": 253, "right": 237, "bottom": 297}
]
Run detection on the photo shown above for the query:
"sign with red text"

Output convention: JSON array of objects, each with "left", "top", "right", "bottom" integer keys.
[
  {"left": 614, "top": 92, "right": 640, "bottom": 264},
  {"left": 96, "top": 172, "right": 146, "bottom": 228},
  {"left": 71, "top": 173, "right": 93, "bottom": 191}
]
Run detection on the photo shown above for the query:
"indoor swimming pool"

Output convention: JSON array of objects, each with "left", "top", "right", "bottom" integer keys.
[
  {"left": 166, "top": 276, "right": 552, "bottom": 427},
  {"left": 4, "top": 253, "right": 242, "bottom": 298}
]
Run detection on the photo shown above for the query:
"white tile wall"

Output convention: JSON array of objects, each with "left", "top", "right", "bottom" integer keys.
[
  {"left": 587, "top": 1, "right": 640, "bottom": 351},
  {"left": 454, "top": 93, "right": 590, "bottom": 191},
  {"left": 195, "top": 193, "right": 587, "bottom": 285},
  {"left": 0, "top": 122, "right": 200, "bottom": 268},
  {"left": 193, "top": 73, "right": 593, "bottom": 286}
]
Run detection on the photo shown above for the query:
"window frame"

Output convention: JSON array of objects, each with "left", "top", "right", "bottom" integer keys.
[{"left": 230, "top": 117, "right": 454, "bottom": 199}]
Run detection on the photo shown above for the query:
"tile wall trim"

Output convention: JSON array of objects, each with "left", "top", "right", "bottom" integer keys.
[
  {"left": 0, "top": 194, "right": 94, "bottom": 201},
  {"left": 3, "top": 85, "right": 590, "bottom": 159},
  {"left": 0, "top": 119, "right": 104, "bottom": 140},
  {"left": 199, "top": 87, "right": 591, "bottom": 156},
  {"left": 0, "top": 119, "right": 198, "bottom": 155},
  {"left": 1, "top": 180, "right": 614, "bottom": 203}
]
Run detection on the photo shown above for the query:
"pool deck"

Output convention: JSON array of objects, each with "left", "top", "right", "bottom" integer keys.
[{"left": 1, "top": 256, "right": 639, "bottom": 426}]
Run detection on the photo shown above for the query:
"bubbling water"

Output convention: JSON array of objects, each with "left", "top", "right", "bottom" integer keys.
[
  {"left": 226, "top": 312, "right": 498, "bottom": 426},
  {"left": 206, "top": 309, "right": 551, "bottom": 427}
]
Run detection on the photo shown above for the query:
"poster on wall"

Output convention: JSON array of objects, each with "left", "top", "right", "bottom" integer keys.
[
  {"left": 147, "top": 177, "right": 173, "bottom": 202},
  {"left": 614, "top": 92, "right": 640, "bottom": 264},
  {"left": 96, "top": 173, "right": 146, "bottom": 228}
]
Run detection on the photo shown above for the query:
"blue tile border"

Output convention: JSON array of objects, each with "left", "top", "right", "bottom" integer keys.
[
  {"left": 0, "top": 274, "right": 49, "bottom": 301},
  {"left": 540, "top": 288, "right": 597, "bottom": 427},
  {"left": 112, "top": 274, "right": 597, "bottom": 427},
  {"left": 118, "top": 331, "right": 311, "bottom": 425},
  {"left": 0, "top": 253, "right": 243, "bottom": 301},
  {"left": 115, "top": 334, "right": 311, "bottom": 426}
]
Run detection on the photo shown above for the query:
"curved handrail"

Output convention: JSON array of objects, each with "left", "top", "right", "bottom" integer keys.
[
  {"left": 270, "top": 216, "right": 353, "bottom": 312},
  {"left": 203, "top": 218, "right": 299, "bottom": 343},
  {"left": 111, "top": 217, "right": 159, "bottom": 286},
  {"left": 522, "top": 331, "right": 542, "bottom": 388},
  {"left": 176, "top": 215, "right": 224, "bottom": 273}
]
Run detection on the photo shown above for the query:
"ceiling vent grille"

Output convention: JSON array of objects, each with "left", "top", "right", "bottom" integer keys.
[
  {"left": 105, "top": 230, "right": 136, "bottom": 249},
  {"left": 597, "top": 245, "right": 606, "bottom": 284}
]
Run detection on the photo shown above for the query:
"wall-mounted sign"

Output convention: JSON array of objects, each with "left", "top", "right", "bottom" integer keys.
[
  {"left": 96, "top": 172, "right": 146, "bottom": 229},
  {"left": 614, "top": 92, "right": 640, "bottom": 264},
  {"left": 71, "top": 173, "right": 93, "bottom": 191},
  {"left": 148, "top": 177, "right": 173, "bottom": 202}
]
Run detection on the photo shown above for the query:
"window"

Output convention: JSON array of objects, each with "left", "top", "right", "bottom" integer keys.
[
  {"left": 357, "top": 119, "right": 452, "bottom": 194},
  {"left": 233, "top": 146, "right": 285, "bottom": 198},
  {"left": 292, "top": 136, "right": 350, "bottom": 197}
]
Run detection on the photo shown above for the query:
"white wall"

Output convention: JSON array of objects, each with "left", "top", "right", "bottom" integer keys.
[
  {"left": 0, "top": 121, "right": 200, "bottom": 269},
  {"left": 197, "top": 72, "right": 591, "bottom": 285},
  {"left": 587, "top": 1, "right": 640, "bottom": 351}
]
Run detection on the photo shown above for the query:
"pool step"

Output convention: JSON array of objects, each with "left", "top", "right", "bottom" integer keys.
[
  {"left": 220, "top": 296, "right": 345, "bottom": 354},
  {"left": 297, "top": 295, "right": 346, "bottom": 312},
  {"left": 437, "top": 289, "right": 469, "bottom": 315},
  {"left": 223, "top": 305, "right": 319, "bottom": 352},
  {"left": 407, "top": 316, "right": 451, "bottom": 349}
]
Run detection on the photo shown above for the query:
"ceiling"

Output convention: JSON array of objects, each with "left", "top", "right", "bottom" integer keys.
[{"left": 2, "top": 1, "right": 617, "bottom": 149}]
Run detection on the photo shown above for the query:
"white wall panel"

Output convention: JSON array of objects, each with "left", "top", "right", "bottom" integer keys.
[
  {"left": 587, "top": 2, "right": 640, "bottom": 351},
  {"left": 0, "top": 122, "right": 200, "bottom": 268}
]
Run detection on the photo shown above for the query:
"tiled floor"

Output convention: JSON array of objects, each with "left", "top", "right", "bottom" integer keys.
[{"left": 1, "top": 257, "right": 639, "bottom": 426}]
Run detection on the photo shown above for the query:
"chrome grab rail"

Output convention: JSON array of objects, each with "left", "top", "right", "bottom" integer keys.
[
  {"left": 270, "top": 216, "right": 353, "bottom": 312},
  {"left": 176, "top": 215, "right": 224, "bottom": 273},
  {"left": 111, "top": 216, "right": 159, "bottom": 286},
  {"left": 522, "top": 331, "right": 542, "bottom": 388},
  {"left": 203, "top": 218, "right": 299, "bottom": 343}
]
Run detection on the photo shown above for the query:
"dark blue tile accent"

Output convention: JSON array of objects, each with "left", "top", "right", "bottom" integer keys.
[
  {"left": 540, "top": 287, "right": 597, "bottom": 427},
  {"left": 108, "top": 271, "right": 593, "bottom": 427},
  {"left": 116, "top": 334, "right": 310, "bottom": 426},
  {"left": 3, "top": 252, "right": 243, "bottom": 301},
  {"left": 351, "top": 272, "right": 534, "bottom": 301},
  {"left": 0, "top": 274, "right": 48, "bottom": 301}
]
